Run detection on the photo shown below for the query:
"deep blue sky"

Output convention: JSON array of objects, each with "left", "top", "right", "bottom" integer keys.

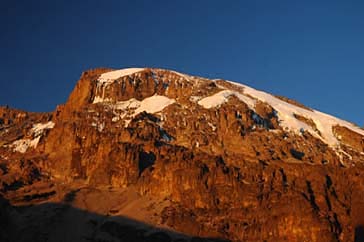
[{"left": 1, "top": 0, "right": 363, "bottom": 126}]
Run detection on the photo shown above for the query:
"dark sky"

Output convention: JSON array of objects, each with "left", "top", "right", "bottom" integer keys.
[{"left": 1, "top": 0, "right": 363, "bottom": 126}]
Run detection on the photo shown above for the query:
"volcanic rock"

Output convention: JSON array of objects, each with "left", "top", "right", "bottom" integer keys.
[{"left": 1, "top": 67, "right": 364, "bottom": 242}]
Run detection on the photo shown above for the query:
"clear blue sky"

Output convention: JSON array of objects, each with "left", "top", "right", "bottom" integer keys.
[{"left": 1, "top": 0, "right": 363, "bottom": 126}]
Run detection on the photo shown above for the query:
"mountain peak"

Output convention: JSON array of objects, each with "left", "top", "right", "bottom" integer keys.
[
  {"left": 70, "top": 67, "right": 364, "bottom": 154},
  {"left": 1, "top": 67, "right": 364, "bottom": 241}
]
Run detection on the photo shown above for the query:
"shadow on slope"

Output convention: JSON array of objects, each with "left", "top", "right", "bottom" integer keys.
[
  {"left": 355, "top": 225, "right": 364, "bottom": 242},
  {"left": 1, "top": 196, "right": 229, "bottom": 242}
]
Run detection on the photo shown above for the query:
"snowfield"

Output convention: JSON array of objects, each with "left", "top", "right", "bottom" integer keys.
[
  {"left": 94, "top": 68, "right": 364, "bottom": 148},
  {"left": 208, "top": 80, "right": 364, "bottom": 147}
]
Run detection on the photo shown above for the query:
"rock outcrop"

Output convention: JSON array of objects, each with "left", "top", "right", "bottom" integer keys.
[{"left": 1, "top": 67, "right": 364, "bottom": 242}]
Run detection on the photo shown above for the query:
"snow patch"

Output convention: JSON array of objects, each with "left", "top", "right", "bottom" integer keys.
[
  {"left": 109, "top": 95, "right": 175, "bottom": 116},
  {"left": 112, "top": 116, "right": 120, "bottom": 122},
  {"left": 93, "top": 96, "right": 113, "bottom": 104},
  {"left": 189, "top": 96, "right": 202, "bottom": 102},
  {"left": 102, "top": 95, "right": 175, "bottom": 127},
  {"left": 208, "top": 122, "right": 217, "bottom": 131},
  {"left": 134, "top": 95, "right": 175, "bottom": 115},
  {"left": 12, "top": 137, "right": 41, "bottom": 153},
  {"left": 11, "top": 121, "right": 55, "bottom": 153},
  {"left": 197, "top": 90, "right": 256, "bottom": 109},
  {"left": 123, "top": 119, "right": 131, "bottom": 127},
  {"left": 98, "top": 122, "right": 105, "bottom": 132},
  {"left": 31, "top": 121, "right": 55, "bottom": 137},
  {"left": 113, "top": 98, "right": 140, "bottom": 110},
  {"left": 98, "top": 68, "right": 144, "bottom": 85}
]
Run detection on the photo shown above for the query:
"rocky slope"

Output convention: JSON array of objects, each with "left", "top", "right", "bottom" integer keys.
[{"left": 1, "top": 67, "right": 364, "bottom": 242}]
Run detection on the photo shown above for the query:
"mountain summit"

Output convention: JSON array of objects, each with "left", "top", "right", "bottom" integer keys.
[{"left": 1, "top": 68, "right": 364, "bottom": 242}]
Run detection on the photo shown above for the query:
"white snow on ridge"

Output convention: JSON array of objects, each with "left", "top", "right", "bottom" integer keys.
[
  {"left": 170, "top": 70, "right": 193, "bottom": 83},
  {"left": 93, "top": 68, "right": 196, "bottom": 104},
  {"left": 99, "top": 67, "right": 196, "bottom": 86},
  {"left": 198, "top": 90, "right": 256, "bottom": 109},
  {"left": 98, "top": 68, "right": 145, "bottom": 85},
  {"left": 195, "top": 77, "right": 364, "bottom": 147},
  {"left": 224, "top": 80, "right": 364, "bottom": 146},
  {"left": 94, "top": 68, "right": 364, "bottom": 148},
  {"left": 93, "top": 68, "right": 145, "bottom": 103},
  {"left": 198, "top": 91, "right": 231, "bottom": 108}
]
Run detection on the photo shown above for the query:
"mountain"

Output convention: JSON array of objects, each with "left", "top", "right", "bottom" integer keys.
[{"left": 1, "top": 67, "right": 364, "bottom": 242}]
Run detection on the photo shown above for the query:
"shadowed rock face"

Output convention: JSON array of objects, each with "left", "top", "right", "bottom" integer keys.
[
  {"left": 0, "top": 194, "right": 228, "bottom": 242},
  {"left": 1, "top": 67, "right": 364, "bottom": 242}
]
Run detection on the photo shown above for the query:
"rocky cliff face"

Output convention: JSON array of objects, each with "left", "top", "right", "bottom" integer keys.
[{"left": 1, "top": 68, "right": 364, "bottom": 242}]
